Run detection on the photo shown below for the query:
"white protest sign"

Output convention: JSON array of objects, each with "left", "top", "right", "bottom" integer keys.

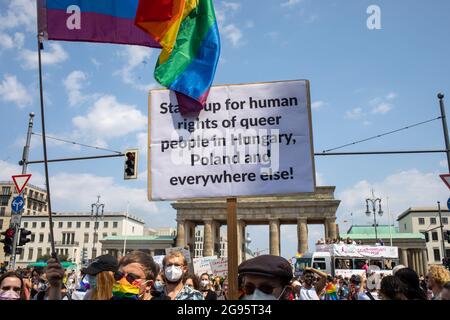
[
  {"left": 210, "top": 257, "right": 228, "bottom": 277},
  {"left": 193, "top": 256, "right": 217, "bottom": 275},
  {"left": 149, "top": 80, "right": 315, "bottom": 200},
  {"left": 153, "top": 255, "right": 165, "bottom": 269},
  {"left": 165, "top": 247, "right": 191, "bottom": 264}
]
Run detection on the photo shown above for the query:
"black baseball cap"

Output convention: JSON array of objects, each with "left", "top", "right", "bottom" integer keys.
[
  {"left": 238, "top": 255, "right": 293, "bottom": 282},
  {"left": 81, "top": 254, "right": 118, "bottom": 275}
]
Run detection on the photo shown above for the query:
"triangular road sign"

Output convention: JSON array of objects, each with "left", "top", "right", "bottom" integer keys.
[
  {"left": 12, "top": 174, "right": 32, "bottom": 194},
  {"left": 440, "top": 174, "right": 450, "bottom": 190}
]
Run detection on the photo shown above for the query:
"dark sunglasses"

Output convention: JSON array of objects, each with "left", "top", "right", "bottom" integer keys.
[
  {"left": 114, "top": 271, "right": 141, "bottom": 284},
  {"left": 243, "top": 282, "right": 277, "bottom": 295}
]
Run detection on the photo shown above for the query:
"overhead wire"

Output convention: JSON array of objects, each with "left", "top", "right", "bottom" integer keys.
[
  {"left": 32, "top": 132, "right": 122, "bottom": 154},
  {"left": 321, "top": 116, "right": 442, "bottom": 153}
]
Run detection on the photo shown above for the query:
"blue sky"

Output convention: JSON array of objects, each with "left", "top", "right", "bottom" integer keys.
[{"left": 1, "top": 0, "right": 450, "bottom": 259}]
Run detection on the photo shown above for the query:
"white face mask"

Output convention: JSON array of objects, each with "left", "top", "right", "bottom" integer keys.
[
  {"left": 200, "top": 280, "right": 209, "bottom": 288},
  {"left": 242, "top": 288, "right": 277, "bottom": 300},
  {"left": 0, "top": 290, "right": 20, "bottom": 300},
  {"left": 165, "top": 265, "right": 183, "bottom": 283}
]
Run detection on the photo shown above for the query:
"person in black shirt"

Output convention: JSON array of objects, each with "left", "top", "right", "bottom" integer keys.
[{"left": 199, "top": 273, "right": 217, "bottom": 300}]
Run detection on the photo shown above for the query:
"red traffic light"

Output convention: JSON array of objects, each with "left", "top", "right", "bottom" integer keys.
[
  {"left": 5, "top": 228, "right": 14, "bottom": 238},
  {"left": 126, "top": 152, "right": 136, "bottom": 160}
]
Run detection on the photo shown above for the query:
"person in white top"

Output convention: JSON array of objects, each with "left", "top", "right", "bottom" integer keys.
[{"left": 297, "top": 267, "right": 327, "bottom": 300}]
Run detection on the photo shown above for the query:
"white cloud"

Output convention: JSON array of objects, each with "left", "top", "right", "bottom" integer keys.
[
  {"left": 312, "top": 100, "right": 328, "bottom": 110},
  {"left": 91, "top": 58, "right": 102, "bottom": 68},
  {"left": 0, "top": 0, "right": 36, "bottom": 32},
  {"left": 20, "top": 43, "right": 68, "bottom": 69},
  {"left": 216, "top": 3, "right": 245, "bottom": 48},
  {"left": 0, "top": 74, "right": 32, "bottom": 108},
  {"left": 337, "top": 169, "right": 449, "bottom": 227},
  {"left": 116, "top": 46, "right": 155, "bottom": 91},
  {"left": 221, "top": 2, "right": 241, "bottom": 11},
  {"left": 0, "top": 160, "right": 22, "bottom": 180},
  {"left": 50, "top": 172, "right": 158, "bottom": 217},
  {"left": 345, "top": 107, "right": 364, "bottom": 120},
  {"left": 439, "top": 160, "right": 447, "bottom": 168},
  {"left": 63, "top": 71, "right": 89, "bottom": 107},
  {"left": 72, "top": 95, "right": 147, "bottom": 146},
  {"left": 363, "top": 120, "right": 372, "bottom": 126},
  {"left": 0, "top": 32, "right": 25, "bottom": 49},
  {"left": 386, "top": 92, "right": 398, "bottom": 100},
  {"left": 281, "top": 0, "right": 302, "bottom": 7},
  {"left": 372, "top": 102, "right": 392, "bottom": 114},
  {"left": 316, "top": 172, "right": 325, "bottom": 186},
  {"left": 222, "top": 24, "right": 243, "bottom": 47},
  {"left": 369, "top": 92, "right": 396, "bottom": 115},
  {"left": 0, "top": 158, "right": 159, "bottom": 220}
]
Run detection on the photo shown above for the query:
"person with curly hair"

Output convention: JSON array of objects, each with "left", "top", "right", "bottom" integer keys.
[{"left": 426, "top": 265, "right": 450, "bottom": 300}]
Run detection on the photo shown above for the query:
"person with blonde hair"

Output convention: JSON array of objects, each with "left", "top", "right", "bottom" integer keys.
[
  {"left": 81, "top": 254, "right": 118, "bottom": 300},
  {"left": 426, "top": 265, "right": 450, "bottom": 300}
]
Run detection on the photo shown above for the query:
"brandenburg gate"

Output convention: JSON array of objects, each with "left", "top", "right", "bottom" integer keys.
[{"left": 172, "top": 186, "right": 340, "bottom": 262}]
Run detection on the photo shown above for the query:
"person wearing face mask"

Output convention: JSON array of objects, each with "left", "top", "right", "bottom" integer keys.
[
  {"left": 151, "top": 272, "right": 170, "bottom": 300},
  {"left": 81, "top": 254, "right": 118, "bottom": 300},
  {"left": 297, "top": 267, "right": 327, "bottom": 300},
  {"left": 111, "top": 251, "right": 158, "bottom": 300},
  {"left": 159, "top": 251, "right": 203, "bottom": 300},
  {"left": 199, "top": 273, "right": 217, "bottom": 300},
  {"left": 185, "top": 273, "right": 200, "bottom": 290},
  {"left": 238, "top": 255, "right": 294, "bottom": 300},
  {"left": 33, "top": 258, "right": 66, "bottom": 300},
  {"left": 0, "top": 271, "right": 26, "bottom": 300}
]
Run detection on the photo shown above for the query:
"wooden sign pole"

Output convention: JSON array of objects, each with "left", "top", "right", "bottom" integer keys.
[{"left": 226, "top": 197, "right": 239, "bottom": 300}]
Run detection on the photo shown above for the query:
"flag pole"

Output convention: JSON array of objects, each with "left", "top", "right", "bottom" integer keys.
[{"left": 36, "top": 17, "right": 57, "bottom": 260}]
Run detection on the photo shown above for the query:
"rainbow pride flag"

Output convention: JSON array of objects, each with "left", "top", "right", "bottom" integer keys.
[
  {"left": 37, "top": 0, "right": 162, "bottom": 48},
  {"left": 136, "top": 0, "right": 221, "bottom": 114},
  {"left": 325, "top": 283, "right": 338, "bottom": 300}
]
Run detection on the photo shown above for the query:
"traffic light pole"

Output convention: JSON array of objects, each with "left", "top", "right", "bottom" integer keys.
[{"left": 9, "top": 113, "right": 35, "bottom": 270}]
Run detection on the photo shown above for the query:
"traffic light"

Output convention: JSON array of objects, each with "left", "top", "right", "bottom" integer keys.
[
  {"left": 0, "top": 228, "right": 15, "bottom": 256},
  {"left": 18, "top": 228, "right": 32, "bottom": 246},
  {"left": 124, "top": 149, "right": 138, "bottom": 180},
  {"left": 445, "top": 230, "right": 450, "bottom": 244}
]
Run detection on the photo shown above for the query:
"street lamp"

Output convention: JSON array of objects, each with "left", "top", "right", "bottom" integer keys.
[
  {"left": 245, "top": 232, "right": 252, "bottom": 257},
  {"left": 91, "top": 195, "right": 105, "bottom": 260},
  {"left": 365, "top": 190, "right": 383, "bottom": 242}
]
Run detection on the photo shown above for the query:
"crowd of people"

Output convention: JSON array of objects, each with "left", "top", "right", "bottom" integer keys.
[
  {"left": 316, "top": 237, "right": 387, "bottom": 246},
  {"left": 0, "top": 251, "right": 449, "bottom": 300}
]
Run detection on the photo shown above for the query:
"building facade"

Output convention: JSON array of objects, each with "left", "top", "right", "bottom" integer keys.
[
  {"left": 13, "top": 212, "right": 145, "bottom": 268},
  {"left": 173, "top": 187, "right": 340, "bottom": 264},
  {"left": 100, "top": 234, "right": 176, "bottom": 258},
  {"left": 193, "top": 228, "right": 228, "bottom": 258},
  {"left": 397, "top": 207, "right": 450, "bottom": 266},
  {"left": 0, "top": 181, "right": 49, "bottom": 263}
]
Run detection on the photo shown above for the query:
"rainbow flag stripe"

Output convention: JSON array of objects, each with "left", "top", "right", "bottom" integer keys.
[
  {"left": 136, "top": 0, "right": 220, "bottom": 113},
  {"left": 38, "top": 0, "right": 161, "bottom": 47}
]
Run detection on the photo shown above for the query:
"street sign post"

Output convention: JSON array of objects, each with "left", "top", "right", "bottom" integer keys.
[
  {"left": 440, "top": 174, "right": 450, "bottom": 190},
  {"left": 12, "top": 174, "right": 32, "bottom": 194},
  {"left": 11, "top": 195, "right": 25, "bottom": 213},
  {"left": 10, "top": 215, "right": 21, "bottom": 226}
]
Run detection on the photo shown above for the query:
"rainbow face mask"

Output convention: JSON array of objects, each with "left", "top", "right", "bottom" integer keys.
[{"left": 111, "top": 276, "right": 147, "bottom": 300}]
